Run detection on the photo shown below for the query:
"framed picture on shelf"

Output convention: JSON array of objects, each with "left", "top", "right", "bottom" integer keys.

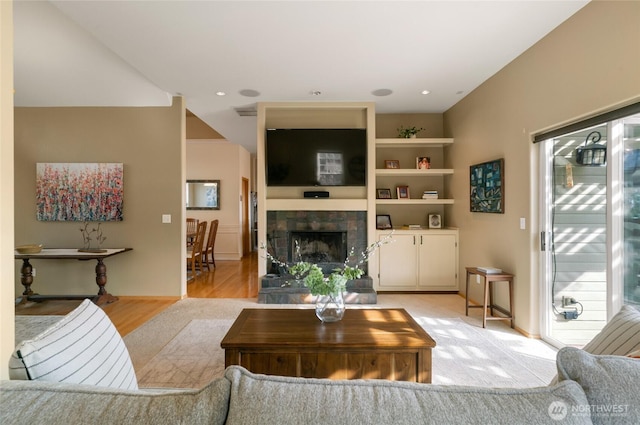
[
  {"left": 470, "top": 158, "right": 504, "bottom": 213},
  {"left": 396, "top": 185, "right": 410, "bottom": 199},
  {"left": 376, "top": 214, "right": 393, "bottom": 229},
  {"left": 428, "top": 214, "right": 442, "bottom": 229},
  {"left": 417, "top": 156, "right": 431, "bottom": 169},
  {"left": 376, "top": 188, "right": 392, "bottom": 199},
  {"left": 384, "top": 160, "right": 400, "bottom": 169}
]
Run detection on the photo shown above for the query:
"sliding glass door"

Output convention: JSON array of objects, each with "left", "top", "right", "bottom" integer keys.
[{"left": 539, "top": 110, "right": 640, "bottom": 347}]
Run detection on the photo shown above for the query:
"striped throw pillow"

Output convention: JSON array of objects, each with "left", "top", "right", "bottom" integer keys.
[
  {"left": 9, "top": 299, "right": 138, "bottom": 390},
  {"left": 582, "top": 304, "right": 640, "bottom": 356}
]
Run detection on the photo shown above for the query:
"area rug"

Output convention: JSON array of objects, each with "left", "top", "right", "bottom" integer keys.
[
  {"left": 14, "top": 315, "right": 63, "bottom": 346},
  {"left": 135, "top": 319, "right": 234, "bottom": 388},
  {"left": 120, "top": 296, "right": 558, "bottom": 389}
]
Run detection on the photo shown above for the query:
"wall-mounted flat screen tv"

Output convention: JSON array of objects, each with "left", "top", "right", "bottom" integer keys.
[{"left": 265, "top": 128, "right": 367, "bottom": 187}]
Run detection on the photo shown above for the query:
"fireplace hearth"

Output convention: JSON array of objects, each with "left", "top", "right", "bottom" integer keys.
[{"left": 260, "top": 210, "right": 376, "bottom": 304}]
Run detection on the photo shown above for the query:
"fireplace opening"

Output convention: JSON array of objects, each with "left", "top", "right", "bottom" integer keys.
[{"left": 289, "top": 231, "right": 347, "bottom": 266}]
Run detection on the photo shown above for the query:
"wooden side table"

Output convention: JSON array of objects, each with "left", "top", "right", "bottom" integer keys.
[{"left": 465, "top": 267, "right": 514, "bottom": 328}]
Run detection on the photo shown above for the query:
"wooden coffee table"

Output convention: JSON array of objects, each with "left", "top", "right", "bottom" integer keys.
[{"left": 221, "top": 308, "right": 436, "bottom": 383}]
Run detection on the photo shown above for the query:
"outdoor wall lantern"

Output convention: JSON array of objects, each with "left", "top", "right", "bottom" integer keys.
[{"left": 575, "top": 131, "right": 607, "bottom": 166}]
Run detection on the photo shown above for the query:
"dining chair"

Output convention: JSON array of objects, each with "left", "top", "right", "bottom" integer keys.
[
  {"left": 186, "top": 221, "right": 207, "bottom": 280},
  {"left": 186, "top": 218, "right": 198, "bottom": 246},
  {"left": 203, "top": 219, "right": 219, "bottom": 269}
]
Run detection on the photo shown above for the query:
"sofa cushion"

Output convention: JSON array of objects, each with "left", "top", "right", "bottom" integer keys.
[
  {"left": 581, "top": 305, "right": 640, "bottom": 356},
  {"left": 9, "top": 299, "right": 138, "bottom": 390},
  {"left": 556, "top": 347, "right": 640, "bottom": 425},
  {"left": 0, "top": 376, "right": 230, "bottom": 425},
  {"left": 224, "top": 366, "right": 591, "bottom": 425}
]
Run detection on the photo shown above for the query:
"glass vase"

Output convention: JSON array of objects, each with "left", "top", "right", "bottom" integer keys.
[{"left": 315, "top": 291, "right": 345, "bottom": 322}]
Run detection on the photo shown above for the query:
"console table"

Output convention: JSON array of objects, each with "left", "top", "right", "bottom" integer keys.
[
  {"left": 465, "top": 267, "right": 514, "bottom": 328},
  {"left": 221, "top": 308, "right": 436, "bottom": 383},
  {"left": 15, "top": 248, "right": 132, "bottom": 305}
]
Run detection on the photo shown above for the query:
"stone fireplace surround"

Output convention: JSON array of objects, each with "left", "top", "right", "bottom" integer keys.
[{"left": 259, "top": 210, "right": 376, "bottom": 304}]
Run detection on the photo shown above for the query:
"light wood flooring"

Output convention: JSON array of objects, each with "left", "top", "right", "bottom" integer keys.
[{"left": 15, "top": 252, "right": 261, "bottom": 336}]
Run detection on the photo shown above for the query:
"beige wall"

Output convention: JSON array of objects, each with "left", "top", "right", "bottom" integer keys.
[
  {"left": 445, "top": 0, "right": 640, "bottom": 336},
  {"left": 186, "top": 113, "right": 224, "bottom": 139},
  {"left": 186, "top": 140, "right": 251, "bottom": 259},
  {"left": 13, "top": 99, "right": 186, "bottom": 298},
  {"left": 1, "top": 0, "right": 15, "bottom": 380}
]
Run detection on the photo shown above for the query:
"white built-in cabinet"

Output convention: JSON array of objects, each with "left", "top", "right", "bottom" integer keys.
[
  {"left": 377, "top": 229, "right": 458, "bottom": 291},
  {"left": 373, "top": 137, "right": 459, "bottom": 292}
]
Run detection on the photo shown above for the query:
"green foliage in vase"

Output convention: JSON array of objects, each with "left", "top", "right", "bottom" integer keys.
[{"left": 261, "top": 233, "right": 394, "bottom": 296}]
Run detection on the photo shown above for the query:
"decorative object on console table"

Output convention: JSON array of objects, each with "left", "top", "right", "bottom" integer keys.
[
  {"left": 376, "top": 188, "right": 392, "bottom": 199},
  {"left": 417, "top": 157, "right": 431, "bottom": 169},
  {"left": 428, "top": 214, "right": 442, "bottom": 229},
  {"left": 384, "top": 160, "right": 400, "bottom": 169},
  {"left": 397, "top": 126, "right": 425, "bottom": 139},
  {"left": 376, "top": 214, "right": 393, "bottom": 230},
  {"left": 78, "top": 221, "right": 107, "bottom": 253},
  {"left": 15, "top": 244, "right": 43, "bottom": 254},
  {"left": 470, "top": 158, "right": 504, "bottom": 213},
  {"left": 396, "top": 185, "right": 410, "bottom": 199}
]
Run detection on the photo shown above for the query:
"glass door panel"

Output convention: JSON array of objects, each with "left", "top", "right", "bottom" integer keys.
[{"left": 623, "top": 114, "right": 640, "bottom": 306}]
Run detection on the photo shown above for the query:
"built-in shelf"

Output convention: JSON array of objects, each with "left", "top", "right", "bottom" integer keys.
[
  {"left": 376, "top": 138, "right": 454, "bottom": 148},
  {"left": 266, "top": 198, "right": 368, "bottom": 211},
  {"left": 376, "top": 169, "right": 454, "bottom": 177},
  {"left": 376, "top": 199, "right": 454, "bottom": 205}
]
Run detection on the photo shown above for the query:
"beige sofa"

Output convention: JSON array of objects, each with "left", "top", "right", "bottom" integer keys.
[
  {"left": 1, "top": 348, "right": 639, "bottom": 425},
  {"left": 3, "top": 301, "right": 639, "bottom": 425}
]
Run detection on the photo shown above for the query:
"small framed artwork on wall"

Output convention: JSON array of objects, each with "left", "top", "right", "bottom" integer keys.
[
  {"left": 470, "top": 158, "right": 504, "bottom": 213},
  {"left": 396, "top": 185, "right": 410, "bottom": 199}
]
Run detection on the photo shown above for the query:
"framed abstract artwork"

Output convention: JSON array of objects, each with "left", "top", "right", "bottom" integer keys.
[
  {"left": 470, "top": 158, "right": 504, "bottom": 213},
  {"left": 36, "top": 163, "right": 124, "bottom": 221}
]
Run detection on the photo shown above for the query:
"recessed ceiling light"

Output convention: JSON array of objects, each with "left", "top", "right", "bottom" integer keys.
[
  {"left": 239, "top": 89, "right": 260, "bottom": 97},
  {"left": 310, "top": 90, "right": 322, "bottom": 96},
  {"left": 216, "top": 91, "right": 226, "bottom": 96},
  {"left": 421, "top": 90, "right": 430, "bottom": 95},
  {"left": 372, "top": 89, "right": 393, "bottom": 97}
]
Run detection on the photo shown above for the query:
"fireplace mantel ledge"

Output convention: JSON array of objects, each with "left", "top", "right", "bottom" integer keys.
[{"left": 266, "top": 199, "right": 368, "bottom": 211}]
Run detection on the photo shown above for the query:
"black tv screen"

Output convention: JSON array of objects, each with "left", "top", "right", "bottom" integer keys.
[{"left": 265, "top": 129, "right": 367, "bottom": 186}]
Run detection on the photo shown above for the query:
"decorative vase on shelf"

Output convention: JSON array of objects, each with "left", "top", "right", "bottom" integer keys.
[{"left": 315, "top": 291, "right": 345, "bottom": 323}]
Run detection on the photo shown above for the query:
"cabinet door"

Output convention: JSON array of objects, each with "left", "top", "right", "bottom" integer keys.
[
  {"left": 418, "top": 234, "right": 458, "bottom": 289},
  {"left": 379, "top": 233, "right": 418, "bottom": 288}
]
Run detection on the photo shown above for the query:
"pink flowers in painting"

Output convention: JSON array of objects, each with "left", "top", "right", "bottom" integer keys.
[{"left": 36, "top": 163, "right": 124, "bottom": 221}]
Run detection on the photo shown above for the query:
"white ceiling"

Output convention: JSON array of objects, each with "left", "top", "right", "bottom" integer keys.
[{"left": 13, "top": 0, "right": 590, "bottom": 154}]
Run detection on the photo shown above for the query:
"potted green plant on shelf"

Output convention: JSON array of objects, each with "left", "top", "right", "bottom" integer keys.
[
  {"left": 397, "top": 126, "right": 425, "bottom": 138},
  {"left": 261, "top": 233, "right": 393, "bottom": 322}
]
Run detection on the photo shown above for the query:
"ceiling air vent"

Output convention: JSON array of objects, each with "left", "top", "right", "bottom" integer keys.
[{"left": 234, "top": 106, "right": 257, "bottom": 117}]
